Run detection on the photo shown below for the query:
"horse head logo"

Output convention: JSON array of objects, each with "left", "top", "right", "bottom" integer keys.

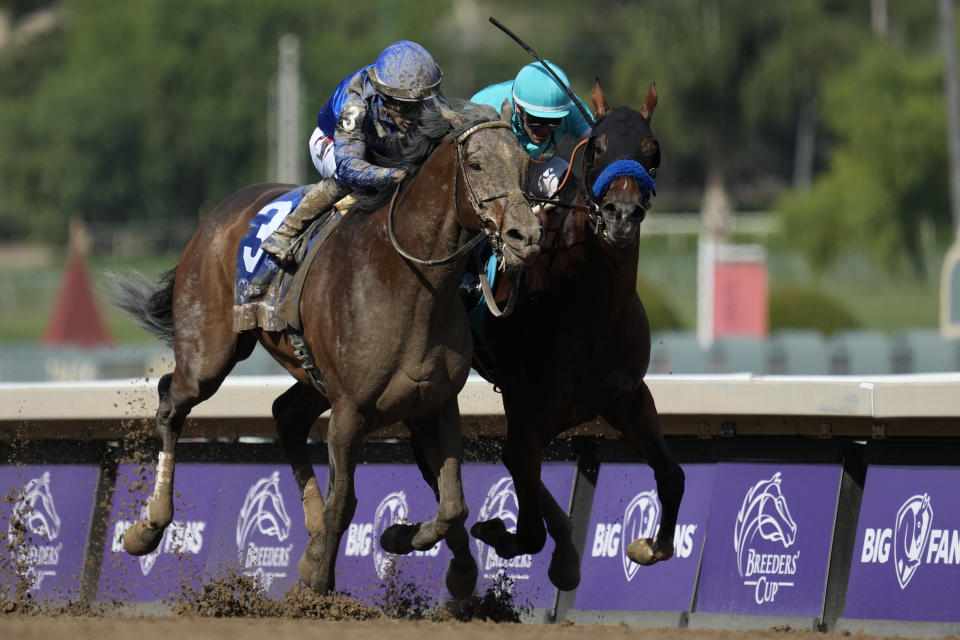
[
  {"left": 236, "top": 471, "right": 292, "bottom": 550},
  {"left": 734, "top": 472, "right": 797, "bottom": 577},
  {"left": 894, "top": 493, "right": 933, "bottom": 590},
  {"left": 7, "top": 471, "right": 61, "bottom": 545},
  {"left": 621, "top": 489, "right": 660, "bottom": 582},
  {"left": 474, "top": 476, "right": 519, "bottom": 569},
  {"left": 373, "top": 490, "right": 409, "bottom": 579}
]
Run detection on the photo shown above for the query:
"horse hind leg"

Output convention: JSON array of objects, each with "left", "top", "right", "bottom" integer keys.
[
  {"left": 123, "top": 372, "right": 182, "bottom": 555},
  {"left": 123, "top": 333, "right": 252, "bottom": 556},
  {"left": 272, "top": 381, "right": 331, "bottom": 583},
  {"left": 604, "top": 381, "right": 685, "bottom": 566}
]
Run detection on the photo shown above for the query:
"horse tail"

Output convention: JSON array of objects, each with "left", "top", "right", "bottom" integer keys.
[{"left": 106, "top": 267, "right": 177, "bottom": 346}]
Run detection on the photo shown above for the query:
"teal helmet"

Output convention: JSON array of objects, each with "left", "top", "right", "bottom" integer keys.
[
  {"left": 511, "top": 61, "right": 572, "bottom": 119},
  {"left": 368, "top": 40, "right": 442, "bottom": 101}
]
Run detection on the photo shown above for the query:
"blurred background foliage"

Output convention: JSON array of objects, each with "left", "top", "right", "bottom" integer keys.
[{"left": 0, "top": 0, "right": 958, "bottom": 337}]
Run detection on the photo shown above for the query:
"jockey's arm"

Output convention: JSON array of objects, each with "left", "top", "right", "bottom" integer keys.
[{"left": 333, "top": 99, "right": 404, "bottom": 190}]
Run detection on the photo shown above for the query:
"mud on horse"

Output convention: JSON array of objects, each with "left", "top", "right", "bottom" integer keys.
[
  {"left": 470, "top": 82, "right": 685, "bottom": 590},
  {"left": 111, "top": 104, "right": 541, "bottom": 597}
]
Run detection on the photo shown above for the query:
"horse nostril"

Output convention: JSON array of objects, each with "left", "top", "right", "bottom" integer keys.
[{"left": 504, "top": 227, "right": 530, "bottom": 245}]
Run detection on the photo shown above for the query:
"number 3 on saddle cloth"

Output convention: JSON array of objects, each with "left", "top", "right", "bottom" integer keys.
[{"left": 232, "top": 186, "right": 343, "bottom": 332}]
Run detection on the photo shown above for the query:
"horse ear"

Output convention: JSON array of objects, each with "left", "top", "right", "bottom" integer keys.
[
  {"left": 591, "top": 78, "right": 612, "bottom": 120},
  {"left": 499, "top": 97, "right": 515, "bottom": 123},
  {"left": 639, "top": 82, "right": 658, "bottom": 121}
]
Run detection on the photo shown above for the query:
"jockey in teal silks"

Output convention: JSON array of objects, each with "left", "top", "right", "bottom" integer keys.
[
  {"left": 470, "top": 61, "right": 591, "bottom": 198},
  {"left": 261, "top": 40, "right": 445, "bottom": 265}
]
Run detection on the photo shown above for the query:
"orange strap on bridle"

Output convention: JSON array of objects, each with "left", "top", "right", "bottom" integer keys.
[{"left": 554, "top": 137, "right": 590, "bottom": 195}]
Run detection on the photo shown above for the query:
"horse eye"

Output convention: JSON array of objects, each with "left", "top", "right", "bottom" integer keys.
[
  {"left": 649, "top": 167, "right": 658, "bottom": 177},
  {"left": 469, "top": 162, "right": 482, "bottom": 171}
]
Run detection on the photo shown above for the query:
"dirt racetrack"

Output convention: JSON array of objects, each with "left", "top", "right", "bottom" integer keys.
[{"left": 0, "top": 617, "right": 926, "bottom": 640}]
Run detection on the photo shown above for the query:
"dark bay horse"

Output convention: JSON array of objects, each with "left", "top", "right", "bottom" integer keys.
[
  {"left": 470, "top": 83, "right": 684, "bottom": 591},
  {"left": 111, "top": 104, "right": 541, "bottom": 596}
]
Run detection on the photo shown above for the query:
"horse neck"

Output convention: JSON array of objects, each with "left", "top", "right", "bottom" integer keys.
[
  {"left": 384, "top": 142, "right": 474, "bottom": 295},
  {"left": 557, "top": 192, "right": 642, "bottom": 295}
]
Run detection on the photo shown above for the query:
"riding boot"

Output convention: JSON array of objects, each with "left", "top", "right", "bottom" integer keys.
[{"left": 261, "top": 178, "right": 350, "bottom": 265}]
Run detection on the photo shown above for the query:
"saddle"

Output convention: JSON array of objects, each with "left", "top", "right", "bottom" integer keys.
[{"left": 232, "top": 188, "right": 355, "bottom": 333}]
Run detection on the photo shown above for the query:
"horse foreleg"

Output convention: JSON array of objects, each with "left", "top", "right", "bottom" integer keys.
[
  {"left": 470, "top": 421, "right": 546, "bottom": 559},
  {"left": 538, "top": 482, "right": 580, "bottom": 591},
  {"left": 381, "top": 399, "right": 474, "bottom": 599},
  {"left": 603, "top": 380, "right": 685, "bottom": 566},
  {"left": 308, "top": 404, "right": 363, "bottom": 594}
]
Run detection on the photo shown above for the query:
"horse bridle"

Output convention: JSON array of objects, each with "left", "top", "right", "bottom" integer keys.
[
  {"left": 525, "top": 128, "right": 658, "bottom": 242},
  {"left": 577, "top": 135, "right": 656, "bottom": 240},
  {"left": 387, "top": 120, "right": 529, "bottom": 316},
  {"left": 388, "top": 120, "right": 527, "bottom": 266}
]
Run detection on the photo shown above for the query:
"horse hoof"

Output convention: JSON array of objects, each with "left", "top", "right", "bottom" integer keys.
[
  {"left": 122, "top": 520, "right": 164, "bottom": 556},
  {"left": 308, "top": 563, "right": 332, "bottom": 595},
  {"left": 380, "top": 523, "right": 417, "bottom": 555},
  {"left": 298, "top": 537, "right": 323, "bottom": 585},
  {"left": 626, "top": 538, "right": 674, "bottom": 566},
  {"left": 445, "top": 554, "right": 478, "bottom": 600},
  {"left": 548, "top": 545, "right": 581, "bottom": 591},
  {"left": 626, "top": 538, "right": 657, "bottom": 565},
  {"left": 469, "top": 518, "right": 507, "bottom": 545}
]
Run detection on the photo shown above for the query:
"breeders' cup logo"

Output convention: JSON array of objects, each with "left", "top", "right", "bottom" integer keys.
[
  {"left": 733, "top": 472, "right": 799, "bottom": 604},
  {"left": 6, "top": 471, "right": 62, "bottom": 590},
  {"left": 894, "top": 494, "right": 933, "bottom": 589},
  {"left": 373, "top": 490, "right": 408, "bottom": 579},
  {"left": 621, "top": 490, "right": 660, "bottom": 582},
  {"left": 235, "top": 471, "right": 293, "bottom": 588},
  {"left": 475, "top": 476, "right": 533, "bottom": 580}
]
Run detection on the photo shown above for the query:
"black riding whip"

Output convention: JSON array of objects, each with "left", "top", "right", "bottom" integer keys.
[{"left": 488, "top": 16, "right": 596, "bottom": 127}]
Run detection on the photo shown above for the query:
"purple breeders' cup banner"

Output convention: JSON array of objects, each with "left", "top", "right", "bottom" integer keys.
[
  {"left": 844, "top": 466, "right": 960, "bottom": 622},
  {"left": 334, "top": 463, "right": 451, "bottom": 605},
  {"left": 695, "top": 463, "right": 842, "bottom": 617},
  {"left": 573, "top": 463, "right": 714, "bottom": 612},
  {"left": 467, "top": 462, "right": 576, "bottom": 608},
  {"left": 202, "top": 464, "right": 319, "bottom": 598},
  {"left": 100, "top": 463, "right": 322, "bottom": 601},
  {"left": 0, "top": 464, "right": 98, "bottom": 601}
]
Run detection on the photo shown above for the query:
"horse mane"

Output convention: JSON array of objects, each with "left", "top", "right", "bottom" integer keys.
[{"left": 351, "top": 100, "right": 500, "bottom": 212}]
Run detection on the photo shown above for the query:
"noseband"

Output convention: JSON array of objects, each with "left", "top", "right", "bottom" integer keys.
[
  {"left": 579, "top": 138, "right": 656, "bottom": 240},
  {"left": 388, "top": 120, "right": 527, "bottom": 267}
]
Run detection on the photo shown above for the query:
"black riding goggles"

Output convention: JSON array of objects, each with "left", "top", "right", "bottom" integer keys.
[
  {"left": 381, "top": 96, "right": 424, "bottom": 117},
  {"left": 521, "top": 109, "right": 562, "bottom": 129}
]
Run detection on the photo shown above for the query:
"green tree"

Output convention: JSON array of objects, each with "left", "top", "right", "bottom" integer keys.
[
  {"left": 775, "top": 42, "right": 949, "bottom": 274},
  {"left": 0, "top": 0, "right": 455, "bottom": 243}
]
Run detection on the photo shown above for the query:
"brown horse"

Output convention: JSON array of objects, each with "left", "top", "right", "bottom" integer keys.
[
  {"left": 111, "top": 104, "right": 541, "bottom": 597},
  {"left": 469, "top": 83, "right": 684, "bottom": 591}
]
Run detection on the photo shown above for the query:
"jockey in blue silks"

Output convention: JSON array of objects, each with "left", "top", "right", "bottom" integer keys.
[
  {"left": 261, "top": 40, "right": 445, "bottom": 265},
  {"left": 470, "top": 60, "right": 591, "bottom": 198}
]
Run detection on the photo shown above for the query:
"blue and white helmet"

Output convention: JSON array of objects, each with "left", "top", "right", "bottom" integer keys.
[
  {"left": 512, "top": 61, "right": 572, "bottom": 119},
  {"left": 368, "top": 40, "right": 442, "bottom": 102}
]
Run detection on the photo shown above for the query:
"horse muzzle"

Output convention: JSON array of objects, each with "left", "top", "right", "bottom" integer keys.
[{"left": 498, "top": 195, "right": 542, "bottom": 268}]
